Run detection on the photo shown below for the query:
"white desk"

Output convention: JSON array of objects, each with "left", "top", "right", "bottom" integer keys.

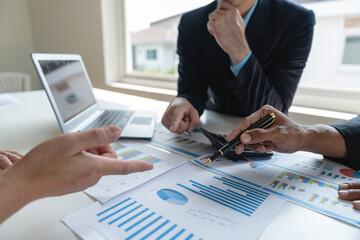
[{"left": 0, "top": 89, "right": 359, "bottom": 239}]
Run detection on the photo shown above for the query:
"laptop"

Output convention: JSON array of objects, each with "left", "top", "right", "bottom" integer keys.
[{"left": 31, "top": 53, "right": 156, "bottom": 138}]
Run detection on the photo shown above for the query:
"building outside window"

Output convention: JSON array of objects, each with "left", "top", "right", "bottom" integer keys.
[
  {"left": 125, "top": 0, "right": 212, "bottom": 77},
  {"left": 122, "top": 0, "right": 360, "bottom": 113}
]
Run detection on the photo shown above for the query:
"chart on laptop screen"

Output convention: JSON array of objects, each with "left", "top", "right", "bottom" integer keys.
[
  {"left": 84, "top": 140, "right": 190, "bottom": 203},
  {"left": 39, "top": 60, "right": 96, "bottom": 122}
]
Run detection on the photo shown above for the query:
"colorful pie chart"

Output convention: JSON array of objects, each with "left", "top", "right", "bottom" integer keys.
[
  {"left": 339, "top": 169, "right": 360, "bottom": 179},
  {"left": 157, "top": 189, "right": 188, "bottom": 205},
  {"left": 249, "top": 162, "right": 266, "bottom": 170}
]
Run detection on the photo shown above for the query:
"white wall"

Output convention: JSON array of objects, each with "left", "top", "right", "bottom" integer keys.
[
  {"left": 0, "top": 0, "right": 39, "bottom": 90},
  {"left": 0, "top": 0, "right": 107, "bottom": 91},
  {"left": 28, "top": 0, "right": 106, "bottom": 90},
  {"left": 299, "top": 16, "right": 360, "bottom": 89}
]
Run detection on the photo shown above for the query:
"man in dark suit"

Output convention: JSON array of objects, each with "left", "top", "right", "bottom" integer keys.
[
  {"left": 227, "top": 105, "right": 360, "bottom": 210},
  {"left": 162, "top": 0, "right": 315, "bottom": 134}
]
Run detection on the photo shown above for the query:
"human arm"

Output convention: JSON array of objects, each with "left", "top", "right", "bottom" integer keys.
[
  {"left": 227, "top": 105, "right": 360, "bottom": 210},
  {"left": 207, "top": 1, "right": 250, "bottom": 66},
  {"left": 228, "top": 11, "right": 315, "bottom": 115},
  {"left": 208, "top": 1, "right": 315, "bottom": 115},
  {"left": 161, "top": 97, "right": 201, "bottom": 134},
  {"left": 0, "top": 126, "right": 153, "bottom": 223},
  {"left": 226, "top": 105, "right": 347, "bottom": 159}
]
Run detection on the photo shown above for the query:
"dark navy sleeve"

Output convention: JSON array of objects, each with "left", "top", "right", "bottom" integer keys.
[
  {"left": 177, "top": 16, "right": 208, "bottom": 116},
  {"left": 225, "top": 10, "right": 315, "bottom": 115},
  {"left": 329, "top": 115, "right": 360, "bottom": 170}
]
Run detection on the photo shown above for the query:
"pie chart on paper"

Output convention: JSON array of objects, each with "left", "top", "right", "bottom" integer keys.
[
  {"left": 157, "top": 189, "right": 188, "bottom": 205},
  {"left": 339, "top": 169, "right": 360, "bottom": 179},
  {"left": 249, "top": 162, "right": 267, "bottom": 170}
]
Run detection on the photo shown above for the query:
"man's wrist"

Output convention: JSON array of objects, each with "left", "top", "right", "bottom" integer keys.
[
  {"left": 230, "top": 44, "right": 250, "bottom": 66},
  {"left": 0, "top": 167, "right": 36, "bottom": 223},
  {"left": 300, "top": 125, "right": 320, "bottom": 152},
  {"left": 300, "top": 125, "right": 347, "bottom": 158}
]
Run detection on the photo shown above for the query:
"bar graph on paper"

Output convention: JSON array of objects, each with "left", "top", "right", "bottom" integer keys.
[
  {"left": 178, "top": 176, "right": 270, "bottom": 217},
  {"left": 114, "top": 143, "right": 161, "bottom": 165},
  {"left": 84, "top": 140, "right": 190, "bottom": 203},
  {"left": 62, "top": 164, "right": 285, "bottom": 240},
  {"left": 95, "top": 197, "right": 197, "bottom": 240},
  {"left": 63, "top": 163, "right": 286, "bottom": 240},
  {"left": 192, "top": 152, "right": 360, "bottom": 227},
  {"left": 263, "top": 169, "right": 356, "bottom": 218}
]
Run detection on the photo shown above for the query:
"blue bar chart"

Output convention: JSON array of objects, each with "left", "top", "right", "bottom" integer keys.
[
  {"left": 95, "top": 197, "right": 196, "bottom": 240},
  {"left": 63, "top": 163, "right": 286, "bottom": 240},
  {"left": 178, "top": 176, "right": 269, "bottom": 217}
]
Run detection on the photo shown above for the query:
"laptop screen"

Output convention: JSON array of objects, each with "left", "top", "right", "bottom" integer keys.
[{"left": 39, "top": 60, "right": 96, "bottom": 122}]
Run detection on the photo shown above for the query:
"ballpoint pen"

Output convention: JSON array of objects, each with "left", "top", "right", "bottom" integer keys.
[{"left": 203, "top": 113, "right": 276, "bottom": 165}]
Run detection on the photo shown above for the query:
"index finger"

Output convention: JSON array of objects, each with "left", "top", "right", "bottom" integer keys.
[
  {"left": 99, "top": 159, "right": 154, "bottom": 176},
  {"left": 226, "top": 105, "right": 275, "bottom": 142},
  {"left": 65, "top": 126, "right": 121, "bottom": 155}
]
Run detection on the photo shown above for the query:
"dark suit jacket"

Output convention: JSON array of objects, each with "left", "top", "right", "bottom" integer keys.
[
  {"left": 331, "top": 116, "right": 360, "bottom": 170},
  {"left": 177, "top": 0, "right": 315, "bottom": 116}
]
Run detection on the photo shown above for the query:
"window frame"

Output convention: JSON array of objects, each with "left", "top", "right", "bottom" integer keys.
[
  {"left": 118, "top": 0, "right": 177, "bottom": 89},
  {"left": 103, "top": 0, "right": 360, "bottom": 114}
]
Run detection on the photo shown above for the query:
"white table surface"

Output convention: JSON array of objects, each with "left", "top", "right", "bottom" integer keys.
[{"left": 0, "top": 89, "right": 359, "bottom": 239}]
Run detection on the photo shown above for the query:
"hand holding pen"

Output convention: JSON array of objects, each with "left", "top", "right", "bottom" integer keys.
[
  {"left": 204, "top": 111, "right": 276, "bottom": 165},
  {"left": 226, "top": 105, "right": 310, "bottom": 156}
]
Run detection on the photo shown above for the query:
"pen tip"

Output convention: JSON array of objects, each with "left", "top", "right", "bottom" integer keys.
[{"left": 204, "top": 158, "right": 211, "bottom": 165}]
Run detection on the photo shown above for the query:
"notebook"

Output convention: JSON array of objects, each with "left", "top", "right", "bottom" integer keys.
[{"left": 31, "top": 53, "right": 156, "bottom": 138}]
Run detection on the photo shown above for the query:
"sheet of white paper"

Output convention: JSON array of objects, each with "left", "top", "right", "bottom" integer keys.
[
  {"left": 63, "top": 163, "right": 285, "bottom": 240},
  {"left": 0, "top": 93, "right": 22, "bottom": 105},
  {"left": 146, "top": 124, "right": 215, "bottom": 158},
  {"left": 192, "top": 151, "right": 360, "bottom": 227},
  {"left": 85, "top": 140, "right": 190, "bottom": 203}
]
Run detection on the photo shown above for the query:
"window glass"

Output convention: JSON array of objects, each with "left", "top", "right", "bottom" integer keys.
[
  {"left": 124, "top": 0, "right": 360, "bottom": 91},
  {"left": 342, "top": 36, "right": 360, "bottom": 65},
  {"left": 125, "top": 0, "right": 212, "bottom": 76},
  {"left": 146, "top": 50, "right": 157, "bottom": 60}
]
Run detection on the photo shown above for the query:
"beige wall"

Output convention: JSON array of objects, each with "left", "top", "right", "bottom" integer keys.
[
  {"left": 0, "top": 0, "right": 107, "bottom": 91},
  {"left": 0, "top": 0, "right": 39, "bottom": 90},
  {"left": 28, "top": 0, "right": 106, "bottom": 89}
]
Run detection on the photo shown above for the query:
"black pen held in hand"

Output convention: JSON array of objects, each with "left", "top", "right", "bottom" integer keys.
[{"left": 204, "top": 113, "right": 276, "bottom": 165}]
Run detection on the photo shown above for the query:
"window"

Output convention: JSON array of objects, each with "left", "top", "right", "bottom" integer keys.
[
  {"left": 124, "top": 0, "right": 212, "bottom": 79},
  {"left": 292, "top": 1, "right": 360, "bottom": 113},
  {"left": 342, "top": 36, "right": 360, "bottom": 65},
  {"left": 109, "top": 0, "right": 360, "bottom": 113},
  {"left": 146, "top": 49, "right": 157, "bottom": 60}
]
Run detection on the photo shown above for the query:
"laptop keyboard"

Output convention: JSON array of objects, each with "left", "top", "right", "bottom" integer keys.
[{"left": 83, "top": 110, "right": 134, "bottom": 131}]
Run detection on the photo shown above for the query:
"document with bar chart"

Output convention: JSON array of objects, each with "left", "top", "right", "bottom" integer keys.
[
  {"left": 192, "top": 152, "right": 360, "bottom": 227},
  {"left": 63, "top": 163, "right": 285, "bottom": 240},
  {"left": 146, "top": 124, "right": 215, "bottom": 158},
  {"left": 85, "top": 140, "right": 190, "bottom": 203}
]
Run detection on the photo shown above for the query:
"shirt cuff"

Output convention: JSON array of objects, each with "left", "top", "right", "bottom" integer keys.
[{"left": 230, "top": 51, "right": 252, "bottom": 76}]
